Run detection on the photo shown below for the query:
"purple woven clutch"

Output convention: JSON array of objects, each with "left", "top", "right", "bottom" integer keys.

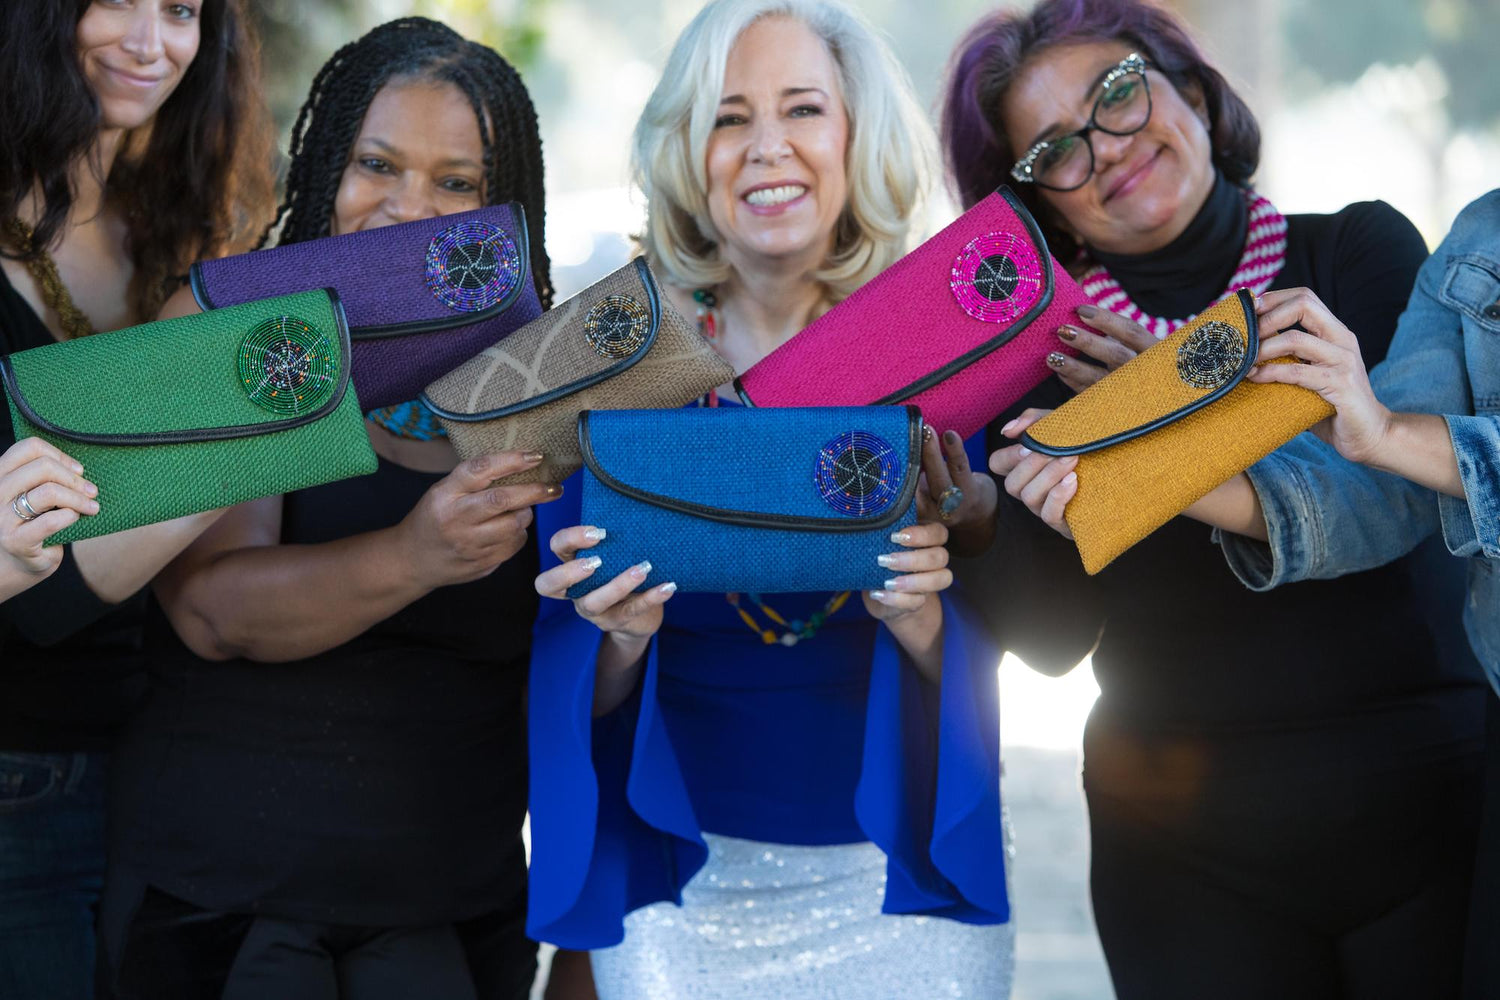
[{"left": 190, "top": 205, "right": 542, "bottom": 410}]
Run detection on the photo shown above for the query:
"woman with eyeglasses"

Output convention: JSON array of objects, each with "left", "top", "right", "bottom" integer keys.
[{"left": 940, "top": 1, "right": 1485, "bottom": 997}]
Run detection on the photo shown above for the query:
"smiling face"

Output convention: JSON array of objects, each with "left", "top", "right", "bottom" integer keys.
[
  {"left": 703, "top": 15, "right": 850, "bottom": 271},
  {"left": 75, "top": 0, "right": 202, "bottom": 132},
  {"left": 1001, "top": 39, "right": 1215, "bottom": 256},
  {"left": 331, "top": 78, "right": 487, "bottom": 235}
]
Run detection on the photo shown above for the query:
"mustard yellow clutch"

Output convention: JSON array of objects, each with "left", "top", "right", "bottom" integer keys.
[{"left": 1021, "top": 290, "right": 1333, "bottom": 574}]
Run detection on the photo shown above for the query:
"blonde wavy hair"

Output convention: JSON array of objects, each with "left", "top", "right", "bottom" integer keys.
[{"left": 632, "top": 0, "right": 935, "bottom": 305}]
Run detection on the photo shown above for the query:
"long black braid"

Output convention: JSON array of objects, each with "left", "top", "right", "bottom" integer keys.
[{"left": 262, "top": 17, "right": 553, "bottom": 308}]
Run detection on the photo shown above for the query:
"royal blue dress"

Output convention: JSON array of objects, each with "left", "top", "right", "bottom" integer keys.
[{"left": 526, "top": 426, "right": 1009, "bottom": 950}]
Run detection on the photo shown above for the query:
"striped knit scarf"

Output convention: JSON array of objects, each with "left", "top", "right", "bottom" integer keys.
[{"left": 1079, "top": 188, "right": 1288, "bottom": 339}]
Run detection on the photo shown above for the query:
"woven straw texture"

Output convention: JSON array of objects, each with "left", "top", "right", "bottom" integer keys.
[
  {"left": 1025, "top": 294, "right": 1333, "bottom": 574},
  {"left": 568, "top": 406, "right": 918, "bottom": 596},
  {"left": 194, "top": 205, "right": 541, "bottom": 409},
  {"left": 736, "top": 188, "right": 1091, "bottom": 439},
  {"left": 4, "top": 290, "right": 378, "bottom": 544},
  {"left": 425, "top": 260, "right": 734, "bottom": 485}
]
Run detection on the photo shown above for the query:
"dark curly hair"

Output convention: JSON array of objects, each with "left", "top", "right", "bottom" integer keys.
[
  {"left": 941, "top": 0, "right": 1260, "bottom": 261},
  {"left": 266, "top": 17, "right": 553, "bottom": 309},
  {"left": 0, "top": 0, "right": 276, "bottom": 320}
]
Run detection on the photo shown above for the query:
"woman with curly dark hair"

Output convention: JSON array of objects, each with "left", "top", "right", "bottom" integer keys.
[
  {"left": 101, "top": 18, "right": 556, "bottom": 1000},
  {"left": 0, "top": 2, "right": 274, "bottom": 996},
  {"left": 940, "top": 0, "right": 1486, "bottom": 997}
]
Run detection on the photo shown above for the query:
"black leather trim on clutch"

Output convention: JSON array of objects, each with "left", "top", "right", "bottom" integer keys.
[
  {"left": 1020, "top": 288, "right": 1259, "bottom": 457},
  {"left": 0, "top": 289, "right": 356, "bottom": 446},
  {"left": 190, "top": 202, "right": 532, "bottom": 340},
  {"left": 578, "top": 405, "right": 923, "bottom": 533},
  {"left": 420, "top": 256, "right": 662, "bottom": 422}
]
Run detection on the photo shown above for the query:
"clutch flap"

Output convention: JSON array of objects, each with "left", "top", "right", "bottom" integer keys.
[
  {"left": 191, "top": 204, "right": 531, "bottom": 339},
  {"left": 579, "top": 405, "right": 922, "bottom": 532},
  {"left": 421, "top": 257, "right": 665, "bottom": 422},
  {"left": 1022, "top": 289, "right": 1258, "bottom": 456},
  {"left": 737, "top": 186, "right": 1059, "bottom": 406},
  {"left": 1, "top": 289, "right": 355, "bottom": 445}
]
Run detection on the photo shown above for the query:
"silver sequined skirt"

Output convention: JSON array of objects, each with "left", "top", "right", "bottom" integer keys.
[{"left": 590, "top": 835, "right": 1015, "bottom": 999}]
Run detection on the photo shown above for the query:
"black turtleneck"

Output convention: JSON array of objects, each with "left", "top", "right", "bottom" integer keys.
[
  {"left": 965, "top": 187, "right": 1485, "bottom": 779},
  {"left": 1087, "top": 171, "right": 1247, "bottom": 321}
]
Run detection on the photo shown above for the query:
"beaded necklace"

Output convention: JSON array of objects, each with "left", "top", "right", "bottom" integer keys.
[
  {"left": 1078, "top": 188, "right": 1287, "bottom": 339},
  {"left": 694, "top": 286, "right": 851, "bottom": 646},
  {"left": 4, "top": 218, "right": 96, "bottom": 340}
]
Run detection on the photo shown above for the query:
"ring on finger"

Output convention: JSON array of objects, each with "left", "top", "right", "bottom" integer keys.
[
  {"left": 11, "top": 491, "right": 39, "bottom": 522},
  {"left": 936, "top": 485, "right": 964, "bottom": 521}
]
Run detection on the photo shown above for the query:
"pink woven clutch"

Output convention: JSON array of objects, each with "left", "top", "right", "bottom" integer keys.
[{"left": 736, "top": 187, "right": 1092, "bottom": 439}]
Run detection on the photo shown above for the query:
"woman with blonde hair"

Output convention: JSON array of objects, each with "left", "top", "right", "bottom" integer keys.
[{"left": 528, "top": 1, "right": 1013, "bottom": 997}]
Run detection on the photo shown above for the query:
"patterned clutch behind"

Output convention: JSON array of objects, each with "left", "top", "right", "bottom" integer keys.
[{"left": 422, "top": 258, "right": 735, "bottom": 485}]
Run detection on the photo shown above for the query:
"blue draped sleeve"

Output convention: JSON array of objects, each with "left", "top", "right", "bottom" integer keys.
[{"left": 526, "top": 461, "right": 1009, "bottom": 948}]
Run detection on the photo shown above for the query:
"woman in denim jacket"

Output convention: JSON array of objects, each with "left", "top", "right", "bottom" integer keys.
[{"left": 1217, "top": 189, "right": 1499, "bottom": 685}]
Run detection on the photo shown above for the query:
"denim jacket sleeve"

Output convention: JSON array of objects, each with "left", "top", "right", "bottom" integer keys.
[{"left": 1218, "top": 191, "right": 1500, "bottom": 587}]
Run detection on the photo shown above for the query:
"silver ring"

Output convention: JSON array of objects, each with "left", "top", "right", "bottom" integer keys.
[
  {"left": 937, "top": 485, "right": 964, "bottom": 521},
  {"left": 11, "top": 491, "right": 39, "bottom": 522}
]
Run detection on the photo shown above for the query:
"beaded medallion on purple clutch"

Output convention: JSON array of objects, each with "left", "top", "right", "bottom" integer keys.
[{"left": 190, "top": 205, "right": 541, "bottom": 410}]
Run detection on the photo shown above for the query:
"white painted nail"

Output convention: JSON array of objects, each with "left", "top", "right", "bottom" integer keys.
[{"left": 583, "top": 527, "right": 607, "bottom": 541}]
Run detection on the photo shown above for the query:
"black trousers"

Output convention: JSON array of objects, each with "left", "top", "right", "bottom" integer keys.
[
  {"left": 1085, "top": 719, "right": 1483, "bottom": 1000},
  {"left": 105, "top": 885, "right": 536, "bottom": 1000}
]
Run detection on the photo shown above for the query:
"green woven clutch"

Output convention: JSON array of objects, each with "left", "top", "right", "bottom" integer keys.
[{"left": 1, "top": 289, "right": 378, "bottom": 544}]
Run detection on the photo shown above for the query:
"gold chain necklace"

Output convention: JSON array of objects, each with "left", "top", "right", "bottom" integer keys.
[{"left": 4, "top": 218, "right": 97, "bottom": 340}]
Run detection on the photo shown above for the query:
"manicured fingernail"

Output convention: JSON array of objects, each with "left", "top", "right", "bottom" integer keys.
[
  {"left": 870, "top": 590, "right": 889, "bottom": 601},
  {"left": 522, "top": 452, "right": 544, "bottom": 464},
  {"left": 1057, "top": 325, "right": 1079, "bottom": 342},
  {"left": 884, "top": 578, "right": 901, "bottom": 591},
  {"left": 582, "top": 556, "right": 602, "bottom": 570},
  {"left": 922, "top": 424, "right": 934, "bottom": 442},
  {"left": 943, "top": 429, "right": 961, "bottom": 444},
  {"left": 633, "top": 560, "right": 652, "bottom": 578},
  {"left": 544, "top": 484, "right": 562, "bottom": 497},
  {"left": 1076, "top": 304, "right": 1098, "bottom": 319},
  {"left": 889, "top": 531, "right": 910, "bottom": 544},
  {"left": 658, "top": 582, "right": 677, "bottom": 595},
  {"left": 1046, "top": 352, "right": 1068, "bottom": 370},
  {"left": 1062, "top": 472, "right": 1078, "bottom": 487},
  {"left": 1017, "top": 445, "right": 1032, "bottom": 457},
  {"left": 877, "top": 553, "right": 897, "bottom": 568},
  {"left": 583, "top": 527, "right": 607, "bottom": 541},
  {"left": 1001, "top": 419, "right": 1018, "bottom": 435}
]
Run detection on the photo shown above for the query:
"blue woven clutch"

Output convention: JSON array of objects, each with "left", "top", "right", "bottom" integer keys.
[{"left": 568, "top": 405, "right": 921, "bottom": 596}]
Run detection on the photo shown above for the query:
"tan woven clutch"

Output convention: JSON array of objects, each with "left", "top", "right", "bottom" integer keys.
[
  {"left": 421, "top": 258, "right": 735, "bottom": 484},
  {"left": 1021, "top": 290, "right": 1334, "bottom": 574}
]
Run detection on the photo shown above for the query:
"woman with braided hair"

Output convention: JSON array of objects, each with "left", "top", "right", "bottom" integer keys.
[
  {"left": 101, "top": 18, "right": 556, "bottom": 999},
  {"left": 0, "top": 2, "right": 274, "bottom": 996}
]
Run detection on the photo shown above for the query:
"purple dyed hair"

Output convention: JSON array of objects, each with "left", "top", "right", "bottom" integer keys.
[{"left": 940, "top": 0, "right": 1260, "bottom": 260}]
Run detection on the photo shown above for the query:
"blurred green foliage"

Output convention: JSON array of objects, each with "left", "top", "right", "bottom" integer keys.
[{"left": 251, "top": 0, "right": 551, "bottom": 137}]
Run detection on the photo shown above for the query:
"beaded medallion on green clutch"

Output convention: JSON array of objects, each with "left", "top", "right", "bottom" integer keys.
[{"left": 1, "top": 288, "right": 378, "bottom": 544}]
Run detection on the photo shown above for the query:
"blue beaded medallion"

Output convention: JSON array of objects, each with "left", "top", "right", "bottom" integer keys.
[
  {"left": 816, "top": 430, "right": 901, "bottom": 517},
  {"left": 424, "top": 221, "right": 522, "bottom": 312}
]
